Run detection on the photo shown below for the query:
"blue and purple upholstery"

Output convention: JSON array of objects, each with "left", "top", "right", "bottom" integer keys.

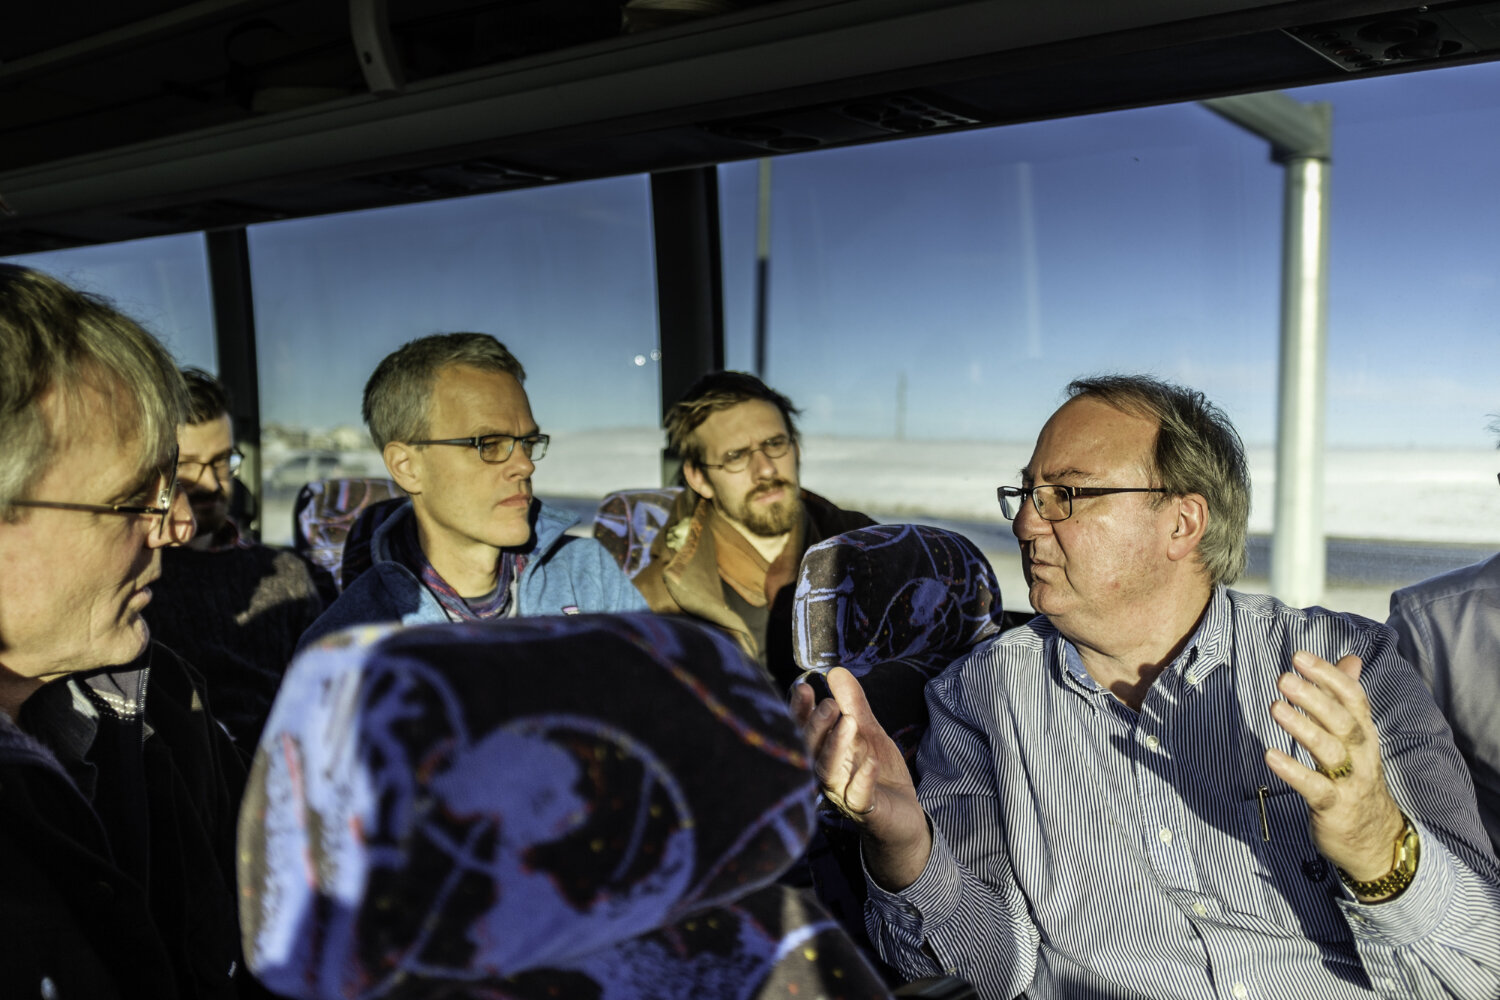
[
  {"left": 592, "top": 487, "right": 684, "bottom": 578},
  {"left": 291, "top": 477, "right": 404, "bottom": 594},
  {"left": 239, "top": 612, "right": 892, "bottom": 1000},
  {"left": 793, "top": 522, "right": 1004, "bottom": 756},
  {"left": 792, "top": 524, "right": 1003, "bottom": 979}
]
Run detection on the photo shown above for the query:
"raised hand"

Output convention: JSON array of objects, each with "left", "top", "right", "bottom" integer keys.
[
  {"left": 1265, "top": 651, "right": 1407, "bottom": 888},
  {"left": 791, "top": 667, "right": 932, "bottom": 890}
]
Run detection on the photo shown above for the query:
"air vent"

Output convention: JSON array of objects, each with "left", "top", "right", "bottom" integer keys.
[
  {"left": 1286, "top": 7, "right": 1481, "bottom": 71},
  {"left": 837, "top": 93, "right": 982, "bottom": 134},
  {"left": 703, "top": 91, "right": 986, "bottom": 153}
]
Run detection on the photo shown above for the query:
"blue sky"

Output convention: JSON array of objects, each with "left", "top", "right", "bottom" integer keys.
[{"left": 9, "top": 60, "right": 1499, "bottom": 450}]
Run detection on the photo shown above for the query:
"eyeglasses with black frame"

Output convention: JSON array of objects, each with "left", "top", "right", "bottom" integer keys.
[
  {"left": 409, "top": 433, "right": 549, "bottom": 464},
  {"left": 698, "top": 434, "right": 793, "bottom": 474},
  {"left": 997, "top": 484, "right": 1169, "bottom": 522},
  {"left": 9, "top": 446, "right": 181, "bottom": 540},
  {"left": 178, "top": 446, "right": 244, "bottom": 484}
]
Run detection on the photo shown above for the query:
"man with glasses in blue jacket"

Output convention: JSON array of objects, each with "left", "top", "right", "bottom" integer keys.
[
  {"left": 796, "top": 374, "right": 1500, "bottom": 999},
  {"left": 299, "top": 332, "right": 644, "bottom": 649}
]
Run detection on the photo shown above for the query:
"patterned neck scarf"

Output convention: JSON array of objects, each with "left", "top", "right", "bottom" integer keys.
[
  {"left": 391, "top": 511, "right": 523, "bottom": 621},
  {"left": 710, "top": 503, "right": 803, "bottom": 609}
]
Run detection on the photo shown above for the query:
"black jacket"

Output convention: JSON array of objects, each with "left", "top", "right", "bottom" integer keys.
[{"left": 0, "top": 644, "right": 259, "bottom": 999}]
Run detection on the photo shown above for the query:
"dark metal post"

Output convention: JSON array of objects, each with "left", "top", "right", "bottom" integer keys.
[
  {"left": 204, "top": 228, "right": 263, "bottom": 535},
  {"left": 650, "top": 167, "right": 725, "bottom": 485}
]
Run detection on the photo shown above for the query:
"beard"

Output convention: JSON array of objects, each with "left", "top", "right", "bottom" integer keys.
[
  {"left": 188, "top": 487, "right": 230, "bottom": 536},
  {"left": 734, "top": 479, "right": 802, "bottom": 537}
]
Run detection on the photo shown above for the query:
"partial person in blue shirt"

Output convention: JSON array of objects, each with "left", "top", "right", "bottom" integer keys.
[
  {"left": 795, "top": 374, "right": 1500, "bottom": 1000},
  {"left": 1388, "top": 548, "right": 1500, "bottom": 856},
  {"left": 299, "top": 333, "right": 645, "bottom": 651}
]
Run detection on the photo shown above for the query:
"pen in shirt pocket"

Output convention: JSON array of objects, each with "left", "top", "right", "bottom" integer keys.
[{"left": 1256, "top": 785, "right": 1271, "bottom": 842}]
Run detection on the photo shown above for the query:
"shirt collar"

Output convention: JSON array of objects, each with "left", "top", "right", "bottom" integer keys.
[{"left": 1056, "top": 585, "right": 1232, "bottom": 700}]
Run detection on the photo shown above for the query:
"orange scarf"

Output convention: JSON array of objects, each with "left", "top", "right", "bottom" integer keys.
[{"left": 710, "top": 507, "right": 803, "bottom": 608}]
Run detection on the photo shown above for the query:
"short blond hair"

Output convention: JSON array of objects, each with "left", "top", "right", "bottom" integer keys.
[{"left": 362, "top": 333, "right": 526, "bottom": 449}]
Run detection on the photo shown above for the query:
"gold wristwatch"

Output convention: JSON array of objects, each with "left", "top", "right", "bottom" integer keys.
[{"left": 1338, "top": 814, "right": 1420, "bottom": 902}]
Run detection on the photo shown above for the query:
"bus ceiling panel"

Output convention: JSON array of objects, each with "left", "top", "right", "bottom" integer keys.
[{"left": 3, "top": 0, "right": 1499, "bottom": 254}]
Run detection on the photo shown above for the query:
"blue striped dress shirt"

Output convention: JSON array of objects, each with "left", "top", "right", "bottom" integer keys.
[{"left": 865, "top": 587, "right": 1500, "bottom": 999}]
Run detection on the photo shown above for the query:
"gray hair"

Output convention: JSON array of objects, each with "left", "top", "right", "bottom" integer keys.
[
  {"left": 1066, "top": 374, "right": 1250, "bottom": 586},
  {"left": 0, "top": 264, "right": 186, "bottom": 511},
  {"left": 362, "top": 333, "right": 526, "bottom": 450}
]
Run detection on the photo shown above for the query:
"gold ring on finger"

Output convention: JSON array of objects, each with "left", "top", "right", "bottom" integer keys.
[{"left": 1315, "top": 752, "right": 1353, "bottom": 780}]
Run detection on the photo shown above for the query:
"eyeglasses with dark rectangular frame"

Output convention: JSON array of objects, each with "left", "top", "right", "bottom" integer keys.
[
  {"left": 178, "top": 446, "right": 244, "bottom": 483},
  {"left": 997, "top": 484, "right": 1169, "bottom": 522},
  {"left": 9, "top": 447, "right": 180, "bottom": 540},
  {"left": 408, "top": 433, "right": 549, "bottom": 464},
  {"left": 698, "top": 434, "right": 793, "bottom": 474}
]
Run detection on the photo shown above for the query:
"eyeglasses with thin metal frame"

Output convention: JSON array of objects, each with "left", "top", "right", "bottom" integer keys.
[
  {"left": 10, "top": 447, "right": 181, "bottom": 540},
  {"left": 997, "top": 484, "right": 1169, "bottom": 522},
  {"left": 698, "top": 434, "right": 793, "bottom": 474},
  {"left": 408, "top": 433, "right": 549, "bottom": 464},
  {"left": 178, "top": 446, "right": 244, "bottom": 484}
]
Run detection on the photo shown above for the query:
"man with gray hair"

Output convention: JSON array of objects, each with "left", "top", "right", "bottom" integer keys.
[
  {"left": 796, "top": 374, "right": 1500, "bottom": 998},
  {"left": 299, "top": 332, "right": 644, "bottom": 647},
  {"left": 0, "top": 264, "right": 260, "bottom": 998}
]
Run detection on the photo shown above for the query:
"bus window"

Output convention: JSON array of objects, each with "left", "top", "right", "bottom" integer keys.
[
  {"left": 2, "top": 232, "right": 217, "bottom": 371},
  {"left": 719, "top": 59, "right": 1500, "bottom": 618},
  {"left": 246, "top": 175, "right": 662, "bottom": 545}
]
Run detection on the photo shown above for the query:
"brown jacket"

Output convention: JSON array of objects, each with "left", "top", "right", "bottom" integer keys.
[{"left": 632, "top": 488, "right": 874, "bottom": 688}]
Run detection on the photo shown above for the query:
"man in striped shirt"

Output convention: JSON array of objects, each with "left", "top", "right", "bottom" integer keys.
[{"left": 795, "top": 374, "right": 1500, "bottom": 999}]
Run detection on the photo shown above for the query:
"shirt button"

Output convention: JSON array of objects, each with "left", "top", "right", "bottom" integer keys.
[
  {"left": 1232, "top": 983, "right": 1248, "bottom": 999},
  {"left": 1145, "top": 735, "right": 1161, "bottom": 751},
  {"left": 1158, "top": 827, "right": 1173, "bottom": 844},
  {"left": 1382, "top": 979, "right": 1397, "bottom": 991},
  {"left": 1185, "top": 671, "right": 1199, "bottom": 684},
  {"left": 1192, "top": 901, "right": 1208, "bottom": 917}
]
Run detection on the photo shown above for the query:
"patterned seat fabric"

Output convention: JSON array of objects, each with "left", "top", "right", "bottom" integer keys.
[
  {"left": 792, "top": 524, "right": 1003, "bottom": 981},
  {"left": 291, "top": 477, "right": 404, "bottom": 594},
  {"left": 593, "top": 487, "right": 684, "bottom": 578},
  {"left": 239, "top": 612, "right": 892, "bottom": 1000},
  {"left": 794, "top": 522, "right": 1003, "bottom": 754}
]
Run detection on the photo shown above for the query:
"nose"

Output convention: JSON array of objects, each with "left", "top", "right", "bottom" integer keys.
[
  {"left": 1011, "top": 493, "right": 1051, "bottom": 542},
  {"left": 747, "top": 446, "right": 778, "bottom": 479},
  {"left": 153, "top": 485, "right": 197, "bottom": 548},
  {"left": 505, "top": 447, "right": 536, "bottom": 481}
]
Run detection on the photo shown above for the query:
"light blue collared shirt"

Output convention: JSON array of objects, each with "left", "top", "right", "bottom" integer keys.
[{"left": 867, "top": 587, "right": 1500, "bottom": 1000}]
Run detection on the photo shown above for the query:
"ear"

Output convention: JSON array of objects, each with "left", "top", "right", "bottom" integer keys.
[
  {"left": 384, "top": 441, "right": 423, "bottom": 495},
  {"left": 1166, "top": 493, "right": 1208, "bottom": 564},
  {"left": 682, "top": 460, "right": 715, "bottom": 502}
]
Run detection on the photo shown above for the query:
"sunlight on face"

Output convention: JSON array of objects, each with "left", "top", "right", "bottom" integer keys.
[
  {"left": 689, "top": 400, "right": 801, "bottom": 538},
  {"left": 0, "top": 384, "right": 171, "bottom": 684}
]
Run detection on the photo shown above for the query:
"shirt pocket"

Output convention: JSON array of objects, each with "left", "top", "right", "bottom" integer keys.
[{"left": 1213, "top": 789, "right": 1346, "bottom": 942}]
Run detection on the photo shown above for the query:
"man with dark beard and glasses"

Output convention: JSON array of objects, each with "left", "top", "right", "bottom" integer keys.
[
  {"left": 633, "top": 372, "right": 873, "bottom": 686},
  {"left": 143, "top": 368, "right": 323, "bottom": 748}
]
